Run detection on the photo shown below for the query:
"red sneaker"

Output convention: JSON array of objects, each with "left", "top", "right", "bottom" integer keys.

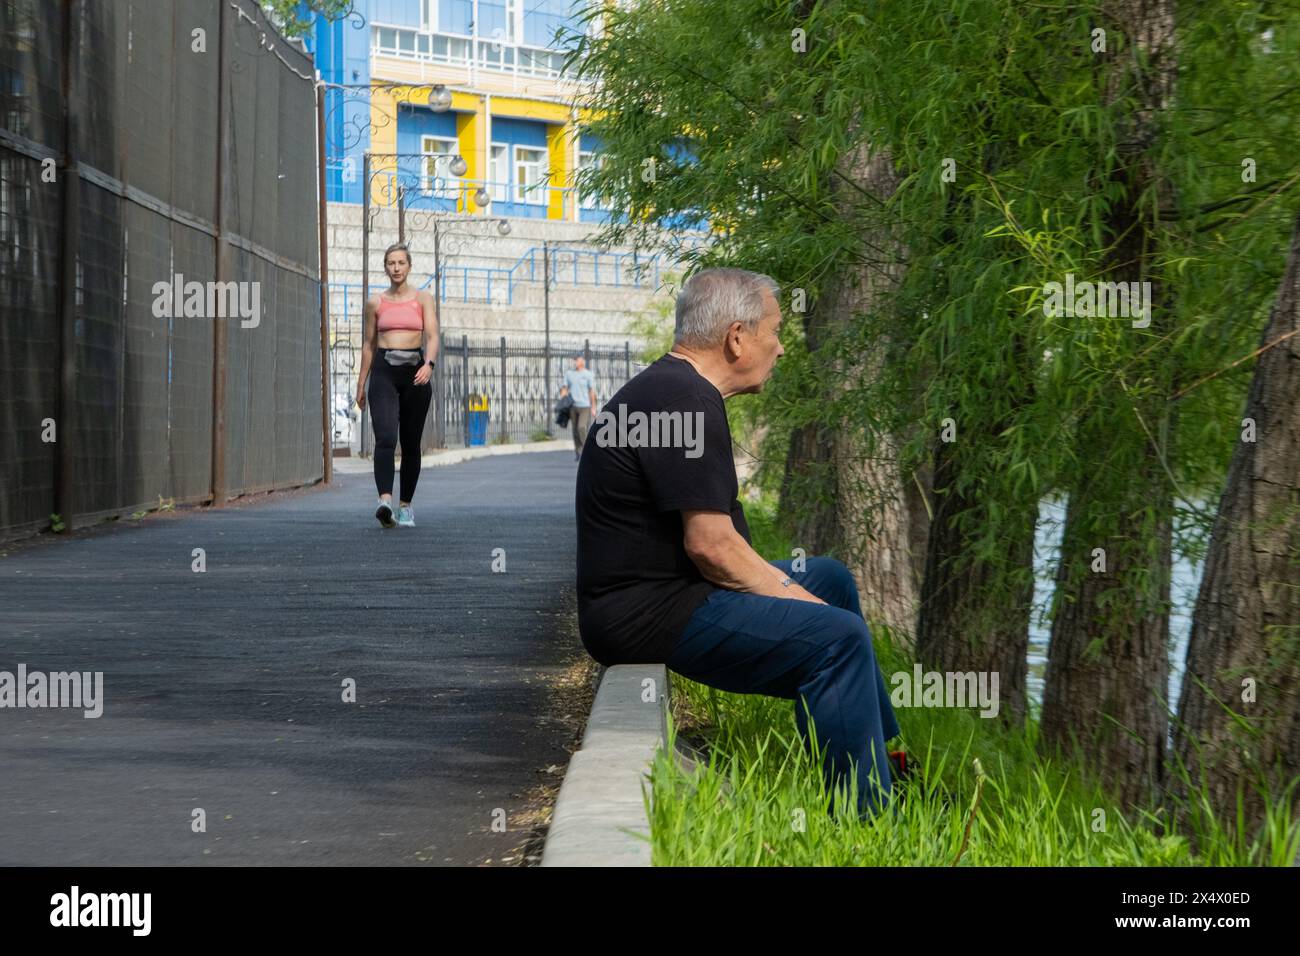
[{"left": 888, "top": 750, "right": 913, "bottom": 780}]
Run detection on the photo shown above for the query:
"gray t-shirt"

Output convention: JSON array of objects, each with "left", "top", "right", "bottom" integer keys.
[{"left": 563, "top": 368, "right": 596, "bottom": 407}]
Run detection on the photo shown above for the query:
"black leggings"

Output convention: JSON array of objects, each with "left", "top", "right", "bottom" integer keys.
[{"left": 369, "top": 351, "right": 433, "bottom": 502}]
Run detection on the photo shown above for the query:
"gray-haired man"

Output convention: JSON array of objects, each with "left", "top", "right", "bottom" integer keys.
[{"left": 573, "top": 267, "right": 901, "bottom": 818}]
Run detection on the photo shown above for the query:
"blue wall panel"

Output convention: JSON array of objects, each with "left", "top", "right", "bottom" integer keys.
[
  {"left": 373, "top": 0, "right": 420, "bottom": 26},
  {"left": 439, "top": 0, "right": 472, "bottom": 34}
]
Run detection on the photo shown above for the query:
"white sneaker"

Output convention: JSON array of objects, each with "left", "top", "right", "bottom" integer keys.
[
  {"left": 397, "top": 505, "right": 415, "bottom": 527},
  {"left": 375, "top": 499, "right": 397, "bottom": 528}
]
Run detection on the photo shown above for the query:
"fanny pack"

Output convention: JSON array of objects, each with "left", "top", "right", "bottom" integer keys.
[{"left": 383, "top": 349, "right": 423, "bottom": 367}]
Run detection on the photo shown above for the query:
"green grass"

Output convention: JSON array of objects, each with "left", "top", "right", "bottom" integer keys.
[{"left": 646, "top": 494, "right": 1300, "bottom": 866}]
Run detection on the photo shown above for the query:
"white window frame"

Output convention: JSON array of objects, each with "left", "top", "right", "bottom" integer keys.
[
  {"left": 506, "top": 0, "right": 520, "bottom": 44},
  {"left": 514, "top": 145, "right": 547, "bottom": 205},
  {"left": 577, "top": 149, "right": 608, "bottom": 210},
  {"left": 422, "top": 135, "right": 460, "bottom": 198},
  {"left": 490, "top": 142, "right": 510, "bottom": 203},
  {"left": 421, "top": 0, "right": 435, "bottom": 32}
]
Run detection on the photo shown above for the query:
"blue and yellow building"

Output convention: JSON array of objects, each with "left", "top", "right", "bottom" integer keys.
[{"left": 307, "top": 0, "right": 614, "bottom": 221}]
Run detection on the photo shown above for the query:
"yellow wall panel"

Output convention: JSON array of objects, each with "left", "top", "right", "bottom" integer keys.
[
  {"left": 490, "top": 96, "right": 571, "bottom": 123},
  {"left": 369, "top": 84, "right": 399, "bottom": 205},
  {"left": 456, "top": 108, "right": 485, "bottom": 213},
  {"left": 546, "top": 122, "right": 575, "bottom": 220}
]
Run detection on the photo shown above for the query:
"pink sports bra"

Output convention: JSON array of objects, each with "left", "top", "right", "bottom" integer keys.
[{"left": 376, "top": 295, "right": 424, "bottom": 332}]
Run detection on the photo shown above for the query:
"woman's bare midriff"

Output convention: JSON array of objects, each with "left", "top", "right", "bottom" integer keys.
[{"left": 378, "top": 329, "right": 424, "bottom": 349}]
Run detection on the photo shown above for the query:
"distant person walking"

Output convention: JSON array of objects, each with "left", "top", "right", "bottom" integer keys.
[
  {"left": 560, "top": 355, "right": 597, "bottom": 461},
  {"left": 355, "top": 242, "right": 438, "bottom": 528}
]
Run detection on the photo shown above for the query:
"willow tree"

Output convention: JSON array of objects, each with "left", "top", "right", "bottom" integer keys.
[
  {"left": 860, "top": 2, "right": 1076, "bottom": 725},
  {"left": 775, "top": 2, "right": 922, "bottom": 639},
  {"left": 1167, "top": 8, "right": 1300, "bottom": 837},
  {"left": 1035, "top": 0, "right": 1181, "bottom": 810},
  {"left": 1017, "top": 0, "right": 1300, "bottom": 818},
  {"left": 796, "top": 0, "right": 1104, "bottom": 724},
  {"left": 1173, "top": 211, "right": 1300, "bottom": 837}
]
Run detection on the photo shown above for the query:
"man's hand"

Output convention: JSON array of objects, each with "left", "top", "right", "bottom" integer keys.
[{"left": 788, "top": 581, "right": 826, "bottom": 604}]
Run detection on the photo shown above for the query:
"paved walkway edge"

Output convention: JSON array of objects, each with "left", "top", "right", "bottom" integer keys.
[
  {"left": 540, "top": 664, "right": 668, "bottom": 867},
  {"left": 332, "top": 439, "right": 574, "bottom": 474}
]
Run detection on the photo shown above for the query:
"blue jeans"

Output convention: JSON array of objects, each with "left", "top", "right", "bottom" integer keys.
[{"left": 666, "top": 557, "right": 901, "bottom": 816}]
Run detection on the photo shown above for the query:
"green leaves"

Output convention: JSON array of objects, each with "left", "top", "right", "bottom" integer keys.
[
  {"left": 576, "top": 0, "right": 1296, "bottom": 682},
  {"left": 262, "top": 0, "right": 352, "bottom": 36}
]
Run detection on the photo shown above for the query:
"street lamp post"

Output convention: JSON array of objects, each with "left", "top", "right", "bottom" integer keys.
[
  {"left": 360, "top": 151, "right": 371, "bottom": 457},
  {"left": 543, "top": 239, "right": 551, "bottom": 437}
]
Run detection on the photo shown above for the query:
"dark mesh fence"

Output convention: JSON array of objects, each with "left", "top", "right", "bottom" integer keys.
[
  {"left": 0, "top": 0, "right": 323, "bottom": 539},
  {"left": 0, "top": 0, "right": 63, "bottom": 537}
]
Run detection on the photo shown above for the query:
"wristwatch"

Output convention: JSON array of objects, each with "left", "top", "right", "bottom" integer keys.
[{"left": 425, "top": 359, "right": 435, "bottom": 370}]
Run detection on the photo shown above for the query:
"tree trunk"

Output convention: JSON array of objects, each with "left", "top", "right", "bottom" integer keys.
[
  {"left": 1041, "top": 464, "right": 1174, "bottom": 807},
  {"left": 913, "top": 128, "right": 1037, "bottom": 729},
  {"left": 776, "top": 137, "right": 925, "bottom": 644},
  {"left": 1039, "top": 0, "right": 1178, "bottom": 809},
  {"left": 916, "top": 408, "right": 1036, "bottom": 726},
  {"left": 1173, "top": 209, "right": 1300, "bottom": 834}
]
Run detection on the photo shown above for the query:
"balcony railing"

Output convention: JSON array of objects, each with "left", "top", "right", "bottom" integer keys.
[
  {"left": 372, "top": 25, "right": 570, "bottom": 80},
  {"left": 366, "top": 169, "right": 610, "bottom": 217},
  {"left": 327, "top": 245, "right": 669, "bottom": 324}
]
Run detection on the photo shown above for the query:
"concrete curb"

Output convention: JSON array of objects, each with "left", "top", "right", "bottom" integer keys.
[
  {"left": 332, "top": 439, "right": 574, "bottom": 475},
  {"left": 541, "top": 664, "right": 669, "bottom": 867}
]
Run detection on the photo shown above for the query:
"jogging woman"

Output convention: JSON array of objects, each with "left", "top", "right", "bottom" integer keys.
[{"left": 356, "top": 242, "right": 438, "bottom": 528}]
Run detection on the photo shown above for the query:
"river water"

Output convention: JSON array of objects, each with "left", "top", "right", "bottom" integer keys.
[{"left": 1027, "top": 497, "right": 1204, "bottom": 716}]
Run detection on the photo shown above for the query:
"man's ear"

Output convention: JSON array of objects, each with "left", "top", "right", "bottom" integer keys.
[{"left": 725, "top": 322, "right": 744, "bottom": 358}]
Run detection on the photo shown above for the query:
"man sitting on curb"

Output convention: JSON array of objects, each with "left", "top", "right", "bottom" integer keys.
[{"left": 574, "top": 267, "right": 902, "bottom": 818}]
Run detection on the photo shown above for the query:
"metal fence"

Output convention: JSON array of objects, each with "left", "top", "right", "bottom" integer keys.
[
  {"left": 342, "top": 335, "right": 641, "bottom": 455},
  {"left": 0, "top": 0, "right": 323, "bottom": 540},
  {"left": 326, "top": 241, "right": 667, "bottom": 313}
]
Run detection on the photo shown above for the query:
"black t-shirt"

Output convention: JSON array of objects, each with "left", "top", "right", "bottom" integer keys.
[{"left": 575, "top": 353, "right": 751, "bottom": 665}]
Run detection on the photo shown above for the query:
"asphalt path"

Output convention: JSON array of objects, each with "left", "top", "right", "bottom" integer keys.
[{"left": 0, "top": 451, "right": 584, "bottom": 865}]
